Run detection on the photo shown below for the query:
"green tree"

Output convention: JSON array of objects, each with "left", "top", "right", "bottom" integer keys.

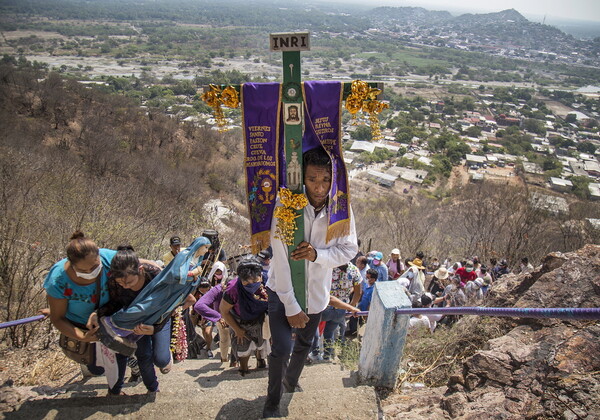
[
  {"left": 465, "top": 126, "right": 482, "bottom": 137},
  {"left": 565, "top": 114, "right": 577, "bottom": 124},
  {"left": 428, "top": 132, "right": 459, "bottom": 152},
  {"left": 446, "top": 140, "right": 470, "bottom": 164},
  {"left": 431, "top": 155, "right": 453, "bottom": 178},
  {"left": 523, "top": 118, "right": 546, "bottom": 136},
  {"left": 351, "top": 125, "right": 372, "bottom": 141},
  {"left": 576, "top": 142, "right": 596, "bottom": 154},
  {"left": 172, "top": 80, "right": 196, "bottom": 96},
  {"left": 542, "top": 156, "right": 562, "bottom": 172},
  {"left": 569, "top": 176, "right": 591, "bottom": 199}
]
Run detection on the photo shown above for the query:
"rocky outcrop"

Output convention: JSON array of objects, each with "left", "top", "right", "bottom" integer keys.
[{"left": 386, "top": 244, "right": 600, "bottom": 419}]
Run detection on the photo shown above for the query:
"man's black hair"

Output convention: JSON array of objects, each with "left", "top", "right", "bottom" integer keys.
[
  {"left": 366, "top": 268, "right": 378, "bottom": 279},
  {"left": 356, "top": 255, "right": 368, "bottom": 265},
  {"left": 421, "top": 294, "right": 433, "bottom": 307},
  {"left": 237, "top": 255, "right": 263, "bottom": 282},
  {"left": 303, "top": 147, "right": 331, "bottom": 172}
]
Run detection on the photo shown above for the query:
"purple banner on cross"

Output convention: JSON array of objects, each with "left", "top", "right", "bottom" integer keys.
[
  {"left": 302, "top": 81, "right": 351, "bottom": 243},
  {"left": 241, "top": 82, "right": 283, "bottom": 253}
]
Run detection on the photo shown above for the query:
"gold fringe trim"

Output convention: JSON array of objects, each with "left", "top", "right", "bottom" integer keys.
[
  {"left": 251, "top": 230, "right": 271, "bottom": 254},
  {"left": 325, "top": 219, "right": 350, "bottom": 244}
]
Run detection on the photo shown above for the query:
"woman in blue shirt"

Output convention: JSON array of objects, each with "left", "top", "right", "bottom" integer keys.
[{"left": 44, "top": 231, "right": 117, "bottom": 377}]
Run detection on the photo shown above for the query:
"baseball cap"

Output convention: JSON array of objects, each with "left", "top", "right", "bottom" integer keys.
[{"left": 258, "top": 249, "right": 272, "bottom": 260}]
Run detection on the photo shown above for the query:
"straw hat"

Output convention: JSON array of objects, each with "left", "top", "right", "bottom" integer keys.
[
  {"left": 434, "top": 266, "right": 449, "bottom": 279},
  {"left": 408, "top": 258, "right": 425, "bottom": 270}
]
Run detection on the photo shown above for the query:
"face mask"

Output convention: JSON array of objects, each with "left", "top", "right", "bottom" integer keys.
[
  {"left": 214, "top": 274, "right": 223, "bottom": 280},
  {"left": 75, "top": 263, "right": 102, "bottom": 280},
  {"left": 244, "top": 282, "right": 262, "bottom": 294},
  {"left": 466, "top": 268, "right": 473, "bottom": 273},
  {"left": 372, "top": 260, "right": 380, "bottom": 266}
]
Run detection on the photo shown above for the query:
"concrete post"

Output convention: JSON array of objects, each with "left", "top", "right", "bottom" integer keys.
[{"left": 357, "top": 280, "right": 412, "bottom": 388}]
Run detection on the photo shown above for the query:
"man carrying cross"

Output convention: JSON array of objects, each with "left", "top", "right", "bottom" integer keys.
[
  {"left": 263, "top": 146, "right": 358, "bottom": 418},
  {"left": 202, "top": 33, "right": 383, "bottom": 418}
]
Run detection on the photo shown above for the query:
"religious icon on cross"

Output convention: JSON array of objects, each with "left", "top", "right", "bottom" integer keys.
[{"left": 285, "top": 104, "right": 301, "bottom": 125}]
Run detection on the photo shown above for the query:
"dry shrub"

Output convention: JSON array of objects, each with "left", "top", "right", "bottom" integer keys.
[
  {"left": 0, "top": 64, "right": 248, "bottom": 348},
  {"left": 332, "top": 337, "right": 362, "bottom": 371},
  {"left": 399, "top": 316, "right": 511, "bottom": 387},
  {"left": 26, "top": 350, "right": 79, "bottom": 386}
]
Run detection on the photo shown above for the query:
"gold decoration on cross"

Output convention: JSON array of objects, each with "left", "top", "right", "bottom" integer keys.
[
  {"left": 200, "top": 84, "right": 240, "bottom": 131},
  {"left": 221, "top": 86, "right": 240, "bottom": 108},
  {"left": 344, "top": 79, "right": 389, "bottom": 140},
  {"left": 274, "top": 188, "right": 309, "bottom": 246}
]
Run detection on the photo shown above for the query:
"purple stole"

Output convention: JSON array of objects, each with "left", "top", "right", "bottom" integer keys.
[
  {"left": 241, "top": 83, "right": 283, "bottom": 253},
  {"left": 302, "top": 81, "right": 351, "bottom": 243}
]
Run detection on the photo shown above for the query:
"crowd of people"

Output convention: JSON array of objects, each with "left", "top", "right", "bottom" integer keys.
[
  {"left": 41, "top": 146, "right": 529, "bottom": 418},
  {"left": 42, "top": 229, "right": 524, "bottom": 396}
]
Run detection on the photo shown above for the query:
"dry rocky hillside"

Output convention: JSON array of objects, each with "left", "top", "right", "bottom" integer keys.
[{"left": 384, "top": 244, "right": 600, "bottom": 419}]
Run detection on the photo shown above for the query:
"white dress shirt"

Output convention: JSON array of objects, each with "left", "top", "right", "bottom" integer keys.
[{"left": 266, "top": 200, "right": 358, "bottom": 316}]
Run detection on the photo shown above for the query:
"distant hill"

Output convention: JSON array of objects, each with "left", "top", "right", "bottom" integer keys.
[
  {"left": 0, "top": 1, "right": 591, "bottom": 55},
  {"left": 447, "top": 9, "right": 579, "bottom": 50},
  {"left": 453, "top": 8, "right": 529, "bottom": 25},
  {"left": 367, "top": 6, "right": 582, "bottom": 53},
  {"left": 367, "top": 6, "right": 453, "bottom": 26}
]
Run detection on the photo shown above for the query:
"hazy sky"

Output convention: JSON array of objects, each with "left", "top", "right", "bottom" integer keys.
[{"left": 330, "top": 0, "right": 600, "bottom": 23}]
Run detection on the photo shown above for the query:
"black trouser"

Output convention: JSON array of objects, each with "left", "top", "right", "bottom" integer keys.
[{"left": 265, "top": 288, "right": 322, "bottom": 408}]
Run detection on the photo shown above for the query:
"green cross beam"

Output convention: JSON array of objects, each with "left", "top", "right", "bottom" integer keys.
[{"left": 270, "top": 32, "right": 309, "bottom": 312}]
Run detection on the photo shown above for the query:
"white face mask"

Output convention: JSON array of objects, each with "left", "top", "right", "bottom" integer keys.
[{"left": 74, "top": 263, "right": 102, "bottom": 280}]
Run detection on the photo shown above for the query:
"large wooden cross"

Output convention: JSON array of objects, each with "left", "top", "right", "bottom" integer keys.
[
  {"left": 204, "top": 32, "right": 384, "bottom": 311},
  {"left": 270, "top": 32, "right": 310, "bottom": 310}
]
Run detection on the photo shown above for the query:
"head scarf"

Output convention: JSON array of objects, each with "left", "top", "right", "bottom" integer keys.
[
  {"left": 236, "top": 278, "right": 268, "bottom": 321},
  {"left": 208, "top": 261, "right": 228, "bottom": 287}
]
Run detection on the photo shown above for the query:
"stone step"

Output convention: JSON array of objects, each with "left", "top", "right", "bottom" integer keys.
[{"left": 4, "top": 357, "right": 378, "bottom": 420}]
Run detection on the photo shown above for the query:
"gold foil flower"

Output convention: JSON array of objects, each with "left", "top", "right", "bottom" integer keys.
[
  {"left": 344, "top": 80, "right": 388, "bottom": 139},
  {"left": 351, "top": 80, "right": 369, "bottom": 97},
  {"left": 274, "top": 188, "right": 308, "bottom": 245},
  {"left": 200, "top": 84, "right": 239, "bottom": 131},
  {"left": 221, "top": 85, "right": 240, "bottom": 108},
  {"left": 201, "top": 84, "right": 221, "bottom": 108}
]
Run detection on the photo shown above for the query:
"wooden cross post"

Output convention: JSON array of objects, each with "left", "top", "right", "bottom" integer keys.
[{"left": 270, "top": 32, "right": 310, "bottom": 311}]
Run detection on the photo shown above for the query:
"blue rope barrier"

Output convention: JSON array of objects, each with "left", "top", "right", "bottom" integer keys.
[
  {"left": 0, "top": 315, "right": 46, "bottom": 330},
  {"left": 349, "top": 307, "right": 600, "bottom": 320},
  {"left": 4, "top": 307, "right": 599, "bottom": 330}
]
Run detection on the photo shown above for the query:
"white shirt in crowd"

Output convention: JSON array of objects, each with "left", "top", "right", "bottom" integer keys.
[
  {"left": 267, "top": 200, "right": 358, "bottom": 316},
  {"left": 408, "top": 316, "right": 432, "bottom": 333}
]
